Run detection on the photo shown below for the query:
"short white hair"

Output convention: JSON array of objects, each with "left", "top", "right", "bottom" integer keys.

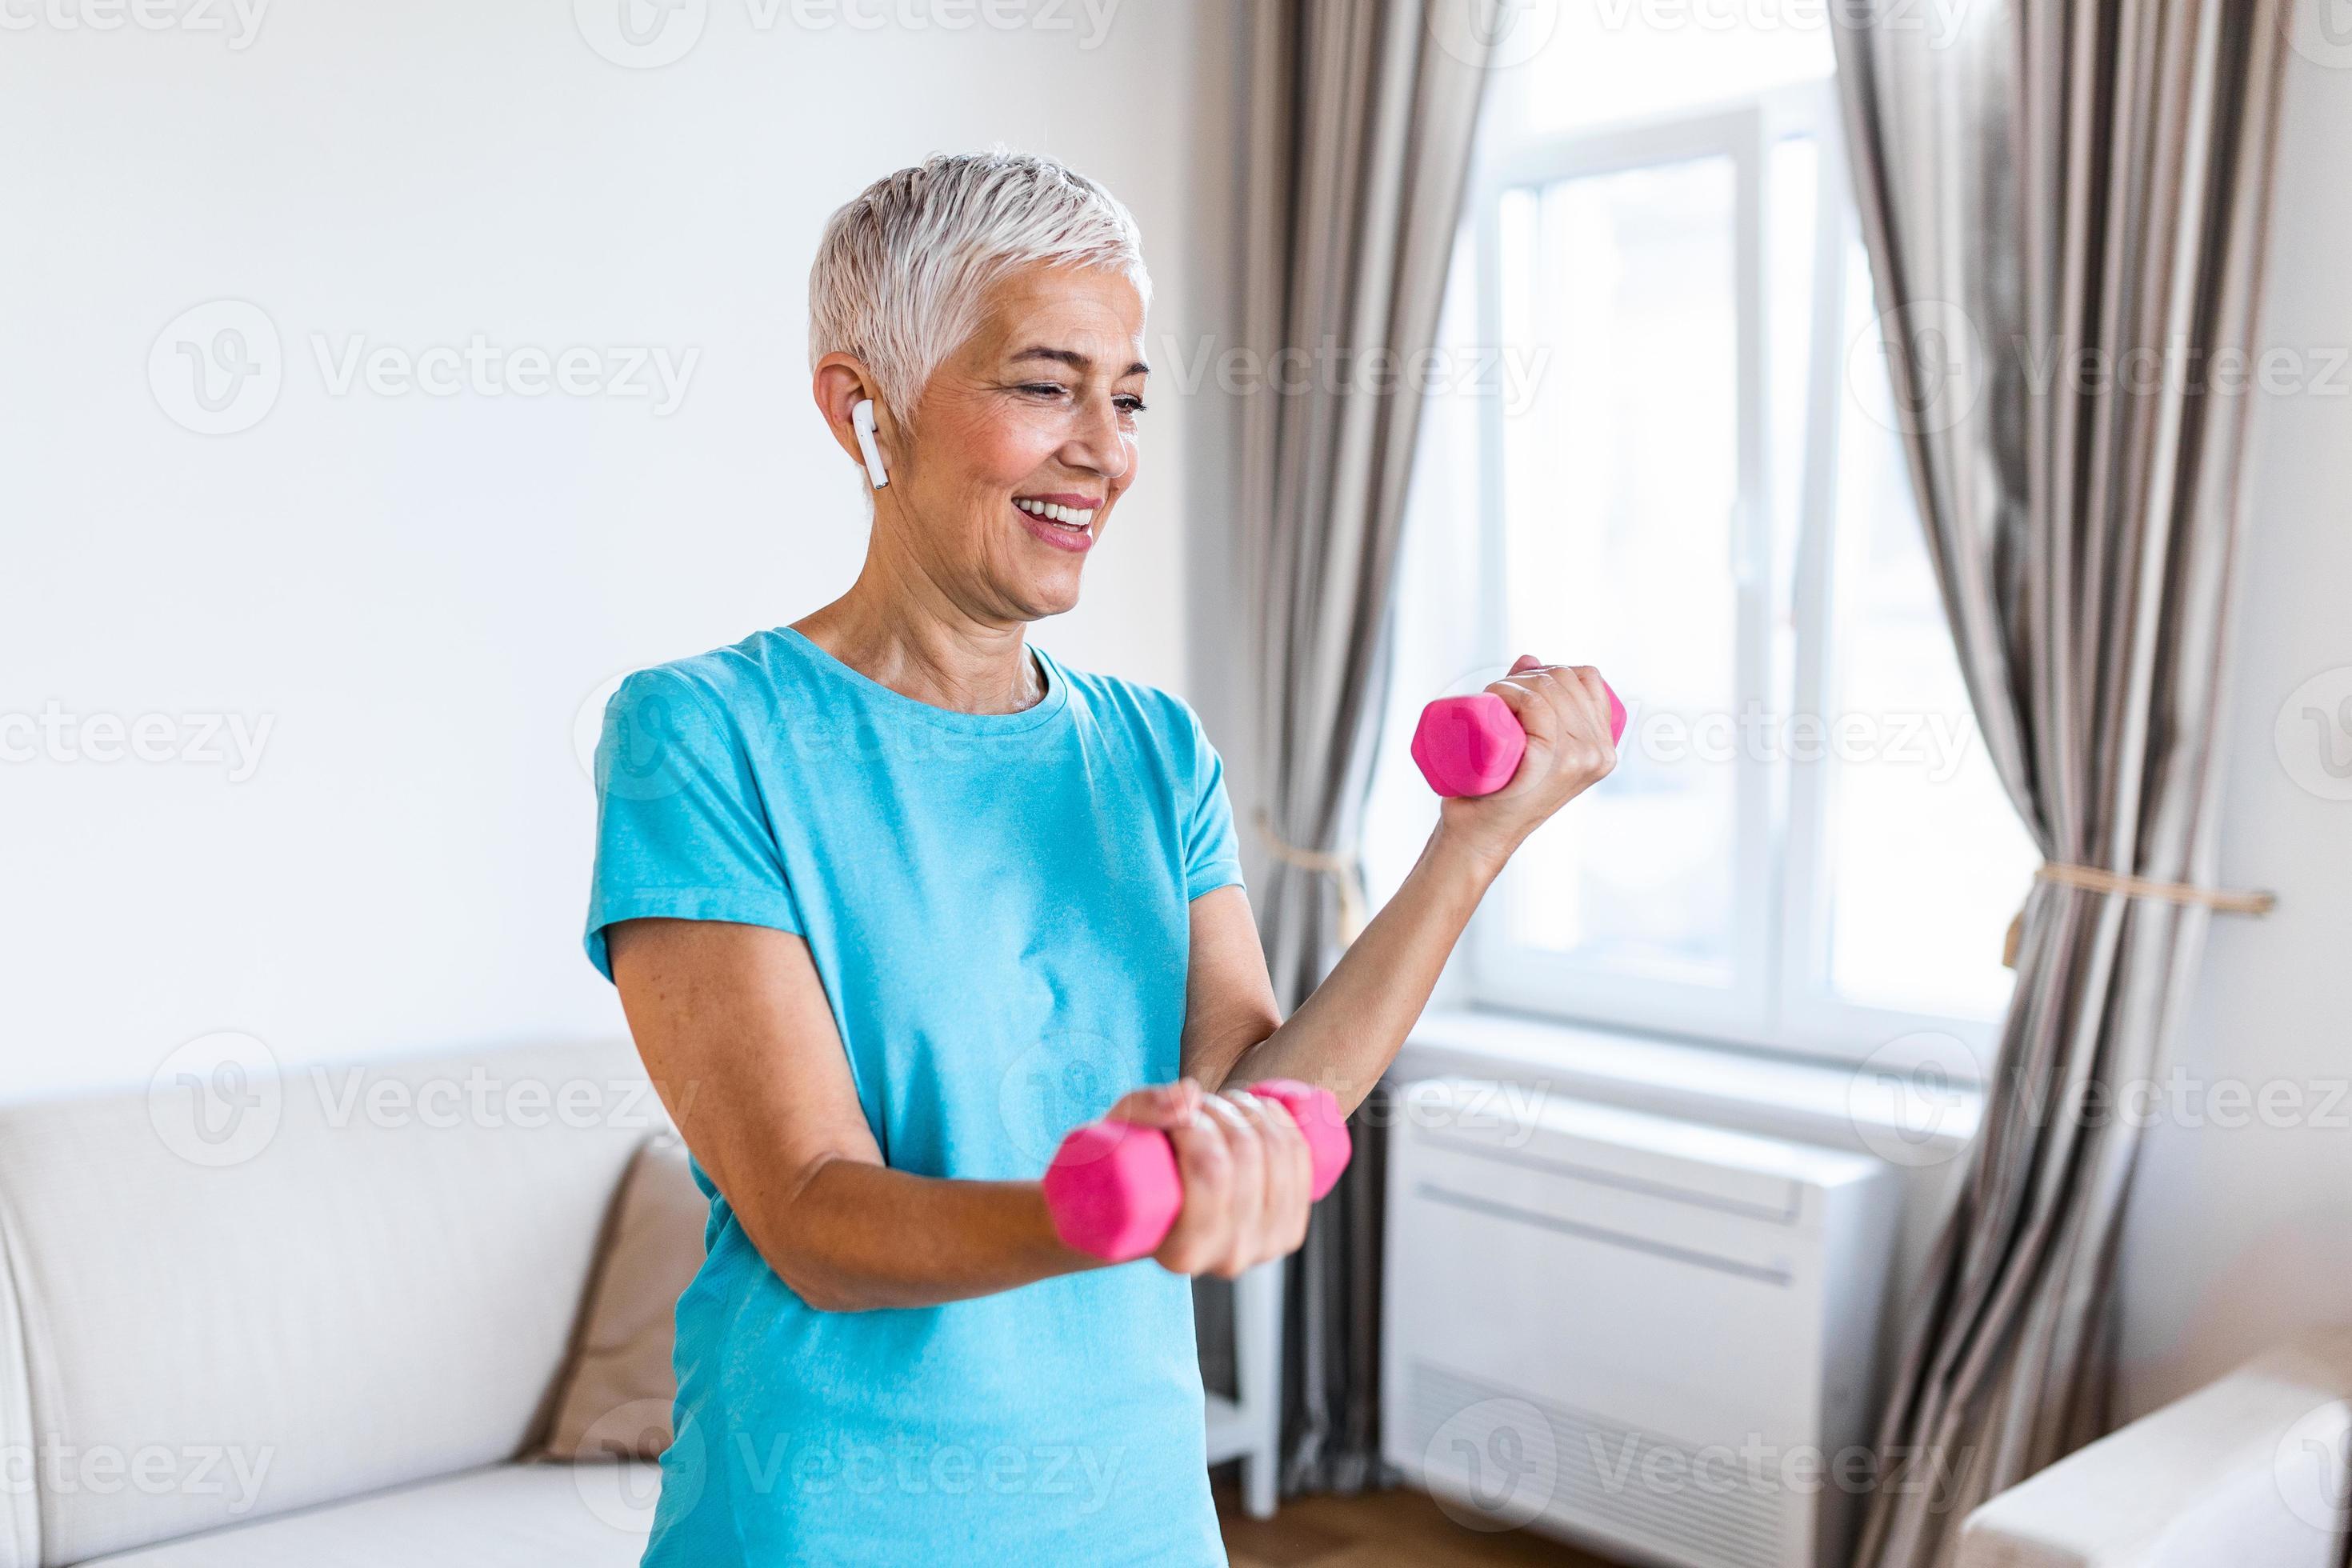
[{"left": 807, "top": 150, "right": 1151, "bottom": 426}]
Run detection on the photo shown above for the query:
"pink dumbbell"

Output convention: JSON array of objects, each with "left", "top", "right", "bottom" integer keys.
[
  {"left": 1410, "top": 677, "right": 1626, "bottom": 798},
  {"left": 1042, "top": 1079, "right": 1352, "bottom": 1262}
]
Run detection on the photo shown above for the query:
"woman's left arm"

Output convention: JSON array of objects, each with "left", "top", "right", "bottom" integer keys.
[{"left": 1182, "top": 660, "right": 1618, "bottom": 1115}]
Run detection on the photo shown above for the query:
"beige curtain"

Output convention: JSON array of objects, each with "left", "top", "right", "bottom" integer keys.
[
  {"left": 1238, "top": 0, "right": 1495, "bottom": 1494},
  {"left": 1831, "top": 2, "right": 2291, "bottom": 1562}
]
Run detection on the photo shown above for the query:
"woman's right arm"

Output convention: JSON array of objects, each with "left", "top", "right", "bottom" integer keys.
[{"left": 606, "top": 915, "right": 1310, "bottom": 1311}]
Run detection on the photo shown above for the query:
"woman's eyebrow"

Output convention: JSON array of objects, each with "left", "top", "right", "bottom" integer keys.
[{"left": 1010, "top": 346, "right": 1150, "bottom": 378}]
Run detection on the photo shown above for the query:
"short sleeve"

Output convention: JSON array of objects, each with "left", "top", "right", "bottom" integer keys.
[
  {"left": 584, "top": 668, "right": 801, "bottom": 981},
  {"left": 1178, "top": 701, "right": 1245, "bottom": 901}
]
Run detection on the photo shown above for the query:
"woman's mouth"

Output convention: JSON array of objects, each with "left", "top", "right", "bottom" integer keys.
[{"left": 1012, "top": 494, "right": 1099, "bottom": 554}]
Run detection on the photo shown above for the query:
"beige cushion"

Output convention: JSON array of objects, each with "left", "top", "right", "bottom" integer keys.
[
  {"left": 74, "top": 1461, "right": 655, "bottom": 1567},
  {"left": 0, "top": 1038, "right": 651, "bottom": 1566},
  {"left": 541, "top": 1135, "right": 706, "bottom": 1461}
]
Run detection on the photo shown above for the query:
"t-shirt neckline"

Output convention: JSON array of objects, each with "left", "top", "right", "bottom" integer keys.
[{"left": 773, "top": 626, "right": 1071, "bottom": 734}]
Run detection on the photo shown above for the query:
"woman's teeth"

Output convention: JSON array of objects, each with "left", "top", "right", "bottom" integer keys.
[{"left": 1014, "top": 498, "right": 1095, "bottom": 528}]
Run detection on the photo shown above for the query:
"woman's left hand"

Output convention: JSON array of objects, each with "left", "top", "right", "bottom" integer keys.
[{"left": 1438, "top": 654, "right": 1618, "bottom": 866}]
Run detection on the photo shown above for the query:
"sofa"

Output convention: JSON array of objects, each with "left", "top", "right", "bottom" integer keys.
[
  {"left": 12, "top": 1032, "right": 2345, "bottom": 1568},
  {"left": 0, "top": 1038, "right": 662, "bottom": 1566},
  {"left": 1957, "top": 1328, "right": 2352, "bottom": 1568}
]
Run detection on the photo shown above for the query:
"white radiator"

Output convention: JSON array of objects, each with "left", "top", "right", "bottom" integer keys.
[{"left": 1382, "top": 1076, "right": 1901, "bottom": 1568}]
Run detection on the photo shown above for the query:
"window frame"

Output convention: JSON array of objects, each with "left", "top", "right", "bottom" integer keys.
[{"left": 1457, "top": 81, "right": 2004, "bottom": 1081}]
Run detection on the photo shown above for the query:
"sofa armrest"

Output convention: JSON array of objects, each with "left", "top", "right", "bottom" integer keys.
[
  {"left": 0, "top": 1206, "right": 37, "bottom": 1568},
  {"left": 1957, "top": 1329, "right": 2352, "bottom": 1568}
]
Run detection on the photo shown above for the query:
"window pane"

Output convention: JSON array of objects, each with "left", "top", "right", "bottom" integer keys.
[
  {"left": 1494, "top": 7, "right": 1833, "bottom": 140},
  {"left": 1494, "top": 157, "right": 1741, "bottom": 986},
  {"left": 1821, "top": 244, "right": 2038, "bottom": 1018}
]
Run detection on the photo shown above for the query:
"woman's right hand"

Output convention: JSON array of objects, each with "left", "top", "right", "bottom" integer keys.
[{"left": 1102, "top": 1078, "right": 1314, "bottom": 1278}]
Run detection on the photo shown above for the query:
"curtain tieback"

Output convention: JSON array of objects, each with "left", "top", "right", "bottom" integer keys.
[
  {"left": 2002, "top": 862, "right": 2277, "bottom": 967},
  {"left": 1253, "top": 810, "right": 1370, "bottom": 947}
]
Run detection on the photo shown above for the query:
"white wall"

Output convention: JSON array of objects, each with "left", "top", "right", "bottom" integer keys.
[
  {"left": 0, "top": 0, "right": 1240, "bottom": 1102},
  {"left": 2114, "top": 47, "right": 2352, "bottom": 1418}
]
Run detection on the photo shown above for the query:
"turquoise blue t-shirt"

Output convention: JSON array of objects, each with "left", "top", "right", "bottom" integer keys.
[{"left": 585, "top": 626, "right": 1242, "bottom": 1566}]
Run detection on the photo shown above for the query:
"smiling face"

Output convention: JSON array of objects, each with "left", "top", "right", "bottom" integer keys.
[{"left": 860, "top": 265, "right": 1147, "bottom": 622}]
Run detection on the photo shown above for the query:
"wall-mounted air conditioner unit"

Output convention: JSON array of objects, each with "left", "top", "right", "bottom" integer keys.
[{"left": 1382, "top": 1076, "right": 1901, "bottom": 1568}]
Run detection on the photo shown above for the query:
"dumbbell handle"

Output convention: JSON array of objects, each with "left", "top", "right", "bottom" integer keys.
[
  {"left": 1410, "top": 677, "right": 1626, "bottom": 798},
  {"left": 1042, "top": 1079, "right": 1351, "bottom": 1263}
]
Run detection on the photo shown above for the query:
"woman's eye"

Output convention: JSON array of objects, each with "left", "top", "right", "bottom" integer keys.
[{"left": 1019, "top": 382, "right": 1068, "bottom": 399}]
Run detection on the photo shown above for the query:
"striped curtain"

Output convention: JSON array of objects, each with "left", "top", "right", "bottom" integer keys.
[
  {"left": 1236, "top": 0, "right": 1498, "bottom": 1495},
  {"left": 1830, "top": 2, "right": 2293, "bottom": 1562}
]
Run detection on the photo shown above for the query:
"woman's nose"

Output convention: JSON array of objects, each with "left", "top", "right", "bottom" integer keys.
[{"left": 1064, "top": 399, "right": 1132, "bottom": 480}]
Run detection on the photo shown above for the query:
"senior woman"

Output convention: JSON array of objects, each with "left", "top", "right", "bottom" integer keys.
[{"left": 586, "top": 150, "right": 1617, "bottom": 1566}]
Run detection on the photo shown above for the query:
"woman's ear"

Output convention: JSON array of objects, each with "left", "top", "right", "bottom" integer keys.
[{"left": 813, "top": 355, "right": 889, "bottom": 486}]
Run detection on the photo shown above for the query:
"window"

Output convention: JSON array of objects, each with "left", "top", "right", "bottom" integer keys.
[{"left": 1366, "top": 21, "right": 2038, "bottom": 1074}]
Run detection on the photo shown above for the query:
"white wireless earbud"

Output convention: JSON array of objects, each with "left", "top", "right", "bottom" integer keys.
[{"left": 851, "top": 398, "right": 889, "bottom": 489}]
